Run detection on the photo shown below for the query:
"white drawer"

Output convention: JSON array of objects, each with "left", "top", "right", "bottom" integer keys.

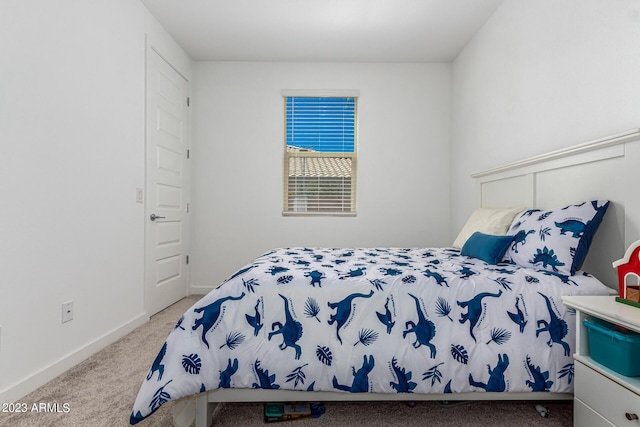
[
  {"left": 575, "top": 361, "right": 640, "bottom": 425},
  {"left": 575, "top": 397, "right": 615, "bottom": 427}
]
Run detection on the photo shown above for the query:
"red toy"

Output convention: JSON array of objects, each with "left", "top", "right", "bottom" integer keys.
[{"left": 613, "top": 240, "right": 640, "bottom": 299}]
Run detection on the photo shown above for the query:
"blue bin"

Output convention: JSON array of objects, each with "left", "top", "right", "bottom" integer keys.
[{"left": 584, "top": 318, "right": 640, "bottom": 377}]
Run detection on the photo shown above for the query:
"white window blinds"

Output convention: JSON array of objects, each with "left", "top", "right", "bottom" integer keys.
[{"left": 282, "top": 92, "right": 358, "bottom": 216}]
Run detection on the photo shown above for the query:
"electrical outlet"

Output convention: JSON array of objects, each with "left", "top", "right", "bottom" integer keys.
[
  {"left": 136, "top": 187, "right": 144, "bottom": 204},
  {"left": 62, "top": 301, "right": 73, "bottom": 323}
]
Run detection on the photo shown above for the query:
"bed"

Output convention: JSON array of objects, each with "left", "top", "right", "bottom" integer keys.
[{"left": 130, "top": 129, "right": 640, "bottom": 427}]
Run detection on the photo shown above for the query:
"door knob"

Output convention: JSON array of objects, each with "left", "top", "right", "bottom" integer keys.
[{"left": 150, "top": 213, "right": 166, "bottom": 221}]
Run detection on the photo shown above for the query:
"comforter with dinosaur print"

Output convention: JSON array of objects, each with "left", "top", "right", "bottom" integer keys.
[{"left": 130, "top": 247, "right": 609, "bottom": 424}]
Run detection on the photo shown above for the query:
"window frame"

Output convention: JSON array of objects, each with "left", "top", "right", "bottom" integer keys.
[{"left": 281, "top": 90, "right": 359, "bottom": 217}]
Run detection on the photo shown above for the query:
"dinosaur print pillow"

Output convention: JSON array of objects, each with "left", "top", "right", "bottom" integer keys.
[{"left": 503, "top": 200, "right": 609, "bottom": 276}]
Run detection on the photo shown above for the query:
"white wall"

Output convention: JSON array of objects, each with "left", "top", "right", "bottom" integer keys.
[
  {"left": 450, "top": 0, "right": 640, "bottom": 238},
  {"left": 0, "top": 0, "right": 191, "bottom": 402},
  {"left": 190, "top": 62, "right": 451, "bottom": 290}
]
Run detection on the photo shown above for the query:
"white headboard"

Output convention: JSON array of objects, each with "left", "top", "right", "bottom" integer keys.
[{"left": 472, "top": 128, "right": 640, "bottom": 290}]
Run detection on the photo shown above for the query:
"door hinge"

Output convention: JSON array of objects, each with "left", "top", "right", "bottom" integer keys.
[
  {"left": 187, "top": 97, "right": 190, "bottom": 107},
  {"left": 187, "top": 149, "right": 190, "bottom": 159},
  {"left": 186, "top": 203, "right": 190, "bottom": 213},
  {"left": 186, "top": 255, "right": 190, "bottom": 265}
]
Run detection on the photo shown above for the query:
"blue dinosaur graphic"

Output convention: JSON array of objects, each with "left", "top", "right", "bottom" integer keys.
[
  {"left": 376, "top": 296, "right": 395, "bottom": 334},
  {"left": 379, "top": 267, "right": 403, "bottom": 276},
  {"left": 332, "top": 355, "right": 375, "bottom": 392},
  {"left": 339, "top": 267, "right": 366, "bottom": 279},
  {"left": 403, "top": 293, "right": 437, "bottom": 358},
  {"left": 458, "top": 266, "right": 477, "bottom": 279},
  {"left": 268, "top": 294, "right": 303, "bottom": 359},
  {"left": 327, "top": 290, "right": 374, "bottom": 344},
  {"left": 507, "top": 296, "right": 527, "bottom": 333},
  {"left": 267, "top": 266, "right": 290, "bottom": 276},
  {"left": 422, "top": 268, "right": 448, "bottom": 286},
  {"left": 389, "top": 357, "right": 417, "bottom": 393},
  {"left": 192, "top": 293, "right": 246, "bottom": 348},
  {"left": 305, "top": 269, "right": 325, "bottom": 287},
  {"left": 457, "top": 290, "right": 503, "bottom": 342},
  {"left": 245, "top": 299, "right": 263, "bottom": 336},
  {"left": 511, "top": 229, "right": 535, "bottom": 252},
  {"left": 555, "top": 218, "right": 587, "bottom": 238},
  {"left": 218, "top": 358, "right": 238, "bottom": 388},
  {"left": 290, "top": 259, "right": 310, "bottom": 267},
  {"left": 130, "top": 411, "right": 145, "bottom": 424},
  {"left": 525, "top": 355, "right": 553, "bottom": 391},
  {"left": 540, "top": 270, "right": 578, "bottom": 286},
  {"left": 535, "top": 292, "right": 570, "bottom": 356},
  {"left": 252, "top": 360, "right": 280, "bottom": 389},
  {"left": 469, "top": 354, "right": 509, "bottom": 392},
  {"left": 146, "top": 342, "right": 167, "bottom": 381},
  {"left": 491, "top": 267, "right": 516, "bottom": 275},
  {"left": 530, "top": 246, "right": 565, "bottom": 272}
]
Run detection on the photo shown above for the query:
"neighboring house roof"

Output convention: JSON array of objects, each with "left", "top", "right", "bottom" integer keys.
[{"left": 287, "top": 145, "right": 352, "bottom": 178}]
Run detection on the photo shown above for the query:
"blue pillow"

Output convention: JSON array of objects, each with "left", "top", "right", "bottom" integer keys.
[
  {"left": 503, "top": 200, "right": 609, "bottom": 275},
  {"left": 461, "top": 232, "right": 514, "bottom": 265}
]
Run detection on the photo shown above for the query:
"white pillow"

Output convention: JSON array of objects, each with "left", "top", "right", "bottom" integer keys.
[{"left": 452, "top": 206, "right": 527, "bottom": 249}]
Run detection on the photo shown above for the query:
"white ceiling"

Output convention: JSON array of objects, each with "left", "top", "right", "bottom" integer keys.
[{"left": 141, "top": 0, "right": 504, "bottom": 62}]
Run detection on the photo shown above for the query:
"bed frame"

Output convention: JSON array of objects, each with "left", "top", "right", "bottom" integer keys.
[{"left": 174, "top": 128, "right": 640, "bottom": 427}]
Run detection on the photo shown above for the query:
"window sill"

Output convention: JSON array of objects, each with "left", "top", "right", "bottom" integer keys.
[{"left": 282, "top": 212, "right": 357, "bottom": 218}]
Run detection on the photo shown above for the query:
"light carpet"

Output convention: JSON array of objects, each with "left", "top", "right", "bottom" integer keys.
[{"left": 0, "top": 296, "right": 572, "bottom": 426}]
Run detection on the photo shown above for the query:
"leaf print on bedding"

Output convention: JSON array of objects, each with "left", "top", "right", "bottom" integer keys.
[
  {"left": 277, "top": 275, "right": 294, "bottom": 285},
  {"left": 286, "top": 364, "right": 309, "bottom": 388},
  {"left": 539, "top": 226, "right": 552, "bottom": 241},
  {"left": 486, "top": 328, "right": 512, "bottom": 345},
  {"left": 558, "top": 363, "right": 574, "bottom": 384},
  {"left": 181, "top": 354, "right": 202, "bottom": 374},
  {"left": 316, "top": 345, "right": 333, "bottom": 366},
  {"left": 219, "top": 331, "right": 245, "bottom": 350},
  {"left": 304, "top": 297, "right": 321, "bottom": 322},
  {"left": 451, "top": 344, "right": 469, "bottom": 364},
  {"left": 149, "top": 380, "right": 172, "bottom": 412},
  {"left": 494, "top": 277, "right": 512, "bottom": 291},
  {"left": 242, "top": 277, "right": 260, "bottom": 293},
  {"left": 354, "top": 329, "right": 379, "bottom": 346},
  {"left": 368, "top": 278, "right": 386, "bottom": 290},
  {"left": 402, "top": 275, "right": 417, "bottom": 284},
  {"left": 422, "top": 362, "right": 444, "bottom": 387},
  {"left": 435, "top": 297, "right": 452, "bottom": 321}
]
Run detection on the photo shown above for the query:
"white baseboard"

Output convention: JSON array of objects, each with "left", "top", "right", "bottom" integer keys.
[{"left": 0, "top": 312, "right": 149, "bottom": 404}]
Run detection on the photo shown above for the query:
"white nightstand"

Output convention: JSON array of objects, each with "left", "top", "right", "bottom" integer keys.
[{"left": 562, "top": 295, "right": 640, "bottom": 427}]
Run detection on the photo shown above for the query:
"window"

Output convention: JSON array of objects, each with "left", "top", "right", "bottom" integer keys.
[{"left": 282, "top": 90, "right": 358, "bottom": 216}]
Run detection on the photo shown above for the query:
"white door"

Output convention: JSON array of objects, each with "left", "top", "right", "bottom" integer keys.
[{"left": 145, "top": 48, "right": 189, "bottom": 315}]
